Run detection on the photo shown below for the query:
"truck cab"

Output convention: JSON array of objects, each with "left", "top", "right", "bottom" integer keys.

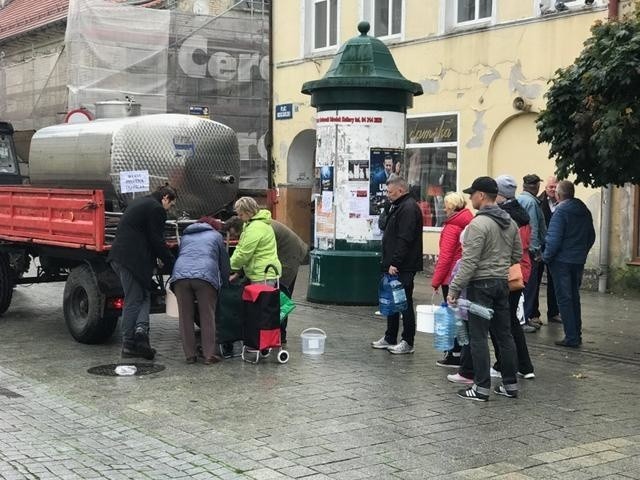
[{"left": 0, "top": 122, "right": 22, "bottom": 184}]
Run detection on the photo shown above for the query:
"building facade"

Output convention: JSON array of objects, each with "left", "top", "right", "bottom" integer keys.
[{"left": 271, "top": 0, "right": 639, "bottom": 291}]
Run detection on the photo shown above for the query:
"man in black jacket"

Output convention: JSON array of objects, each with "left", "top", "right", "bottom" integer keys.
[
  {"left": 371, "top": 175, "right": 423, "bottom": 354},
  {"left": 533, "top": 175, "right": 560, "bottom": 324},
  {"left": 108, "top": 185, "right": 176, "bottom": 359}
]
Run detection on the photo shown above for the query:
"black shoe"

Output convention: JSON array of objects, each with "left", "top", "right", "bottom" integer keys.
[
  {"left": 457, "top": 387, "right": 488, "bottom": 402},
  {"left": 220, "top": 342, "right": 234, "bottom": 359},
  {"left": 436, "top": 352, "right": 461, "bottom": 368},
  {"left": 548, "top": 315, "right": 562, "bottom": 324},
  {"left": 494, "top": 384, "right": 518, "bottom": 398},
  {"left": 554, "top": 339, "right": 580, "bottom": 348},
  {"left": 133, "top": 330, "right": 156, "bottom": 360},
  {"left": 121, "top": 345, "right": 156, "bottom": 359}
]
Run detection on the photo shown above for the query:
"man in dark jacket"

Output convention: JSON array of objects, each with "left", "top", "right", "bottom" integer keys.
[
  {"left": 371, "top": 175, "right": 423, "bottom": 354},
  {"left": 108, "top": 185, "right": 177, "bottom": 359},
  {"left": 534, "top": 175, "right": 560, "bottom": 323},
  {"left": 543, "top": 181, "right": 595, "bottom": 348}
]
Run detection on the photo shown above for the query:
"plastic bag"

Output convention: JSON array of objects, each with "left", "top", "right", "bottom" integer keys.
[{"left": 279, "top": 291, "right": 296, "bottom": 322}]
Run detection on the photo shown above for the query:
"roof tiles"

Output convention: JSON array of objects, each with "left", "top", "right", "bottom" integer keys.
[{"left": 0, "top": 0, "right": 69, "bottom": 42}]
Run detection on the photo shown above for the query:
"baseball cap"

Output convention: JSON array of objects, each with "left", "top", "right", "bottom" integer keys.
[
  {"left": 495, "top": 175, "right": 517, "bottom": 199},
  {"left": 523, "top": 174, "right": 542, "bottom": 186},
  {"left": 462, "top": 176, "right": 498, "bottom": 195}
]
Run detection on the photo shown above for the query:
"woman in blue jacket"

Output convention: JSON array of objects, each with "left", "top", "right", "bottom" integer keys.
[{"left": 171, "top": 217, "right": 230, "bottom": 364}]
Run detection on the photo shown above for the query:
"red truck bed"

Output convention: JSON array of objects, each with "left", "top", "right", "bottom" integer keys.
[{"left": 0, "top": 187, "right": 107, "bottom": 251}]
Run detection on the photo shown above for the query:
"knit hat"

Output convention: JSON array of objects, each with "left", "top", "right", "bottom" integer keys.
[{"left": 495, "top": 175, "right": 517, "bottom": 199}]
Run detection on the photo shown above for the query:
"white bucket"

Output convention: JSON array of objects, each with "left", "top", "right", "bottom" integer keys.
[
  {"left": 416, "top": 305, "right": 437, "bottom": 333},
  {"left": 165, "top": 285, "right": 179, "bottom": 318},
  {"left": 300, "top": 328, "right": 327, "bottom": 355}
]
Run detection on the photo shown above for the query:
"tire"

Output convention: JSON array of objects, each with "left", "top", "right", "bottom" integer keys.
[
  {"left": 63, "top": 264, "right": 117, "bottom": 344},
  {"left": 0, "top": 252, "right": 14, "bottom": 315},
  {"left": 277, "top": 349, "right": 289, "bottom": 364}
]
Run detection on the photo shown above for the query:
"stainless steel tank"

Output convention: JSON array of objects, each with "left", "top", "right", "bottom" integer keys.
[
  {"left": 28, "top": 114, "right": 239, "bottom": 218},
  {"left": 95, "top": 100, "right": 142, "bottom": 119}
]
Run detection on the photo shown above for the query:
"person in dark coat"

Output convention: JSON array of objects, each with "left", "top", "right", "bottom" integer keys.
[
  {"left": 108, "top": 185, "right": 176, "bottom": 359},
  {"left": 534, "top": 175, "right": 560, "bottom": 323},
  {"left": 171, "top": 217, "right": 230, "bottom": 365},
  {"left": 543, "top": 181, "right": 595, "bottom": 348},
  {"left": 371, "top": 175, "right": 423, "bottom": 354}
]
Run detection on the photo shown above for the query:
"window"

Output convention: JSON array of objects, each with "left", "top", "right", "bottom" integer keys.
[
  {"left": 313, "top": 0, "right": 338, "bottom": 50},
  {"left": 363, "top": 0, "right": 403, "bottom": 38},
  {"left": 456, "top": 0, "right": 492, "bottom": 24},
  {"left": 405, "top": 114, "right": 459, "bottom": 228}
]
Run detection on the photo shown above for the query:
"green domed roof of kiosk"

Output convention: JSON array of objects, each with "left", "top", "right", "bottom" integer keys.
[{"left": 301, "top": 21, "right": 423, "bottom": 111}]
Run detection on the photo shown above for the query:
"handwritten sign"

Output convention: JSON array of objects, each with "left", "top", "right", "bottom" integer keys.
[{"left": 120, "top": 170, "right": 149, "bottom": 193}]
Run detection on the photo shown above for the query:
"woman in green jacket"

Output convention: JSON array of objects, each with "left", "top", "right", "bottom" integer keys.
[{"left": 229, "top": 197, "right": 281, "bottom": 284}]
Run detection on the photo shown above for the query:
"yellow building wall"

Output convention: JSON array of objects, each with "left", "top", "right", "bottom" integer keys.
[{"left": 272, "top": 1, "right": 613, "bottom": 267}]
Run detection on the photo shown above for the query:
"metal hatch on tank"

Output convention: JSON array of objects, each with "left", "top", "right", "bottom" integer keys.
[{"left": 28, "top": 113, "right": 240, "bottom": 218}]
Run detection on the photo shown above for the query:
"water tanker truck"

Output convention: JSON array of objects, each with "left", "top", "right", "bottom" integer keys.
[{"left": 0, "top": 104, "right": 240, "bottom": 343}]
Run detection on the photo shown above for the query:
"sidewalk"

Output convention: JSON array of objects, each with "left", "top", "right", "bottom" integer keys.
[{"left": 0, "top": 267, "right": 639, "bottom": 479}]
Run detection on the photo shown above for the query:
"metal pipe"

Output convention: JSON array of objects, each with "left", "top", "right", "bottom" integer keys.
[
  {"left": 598, "top": 0, "right": 619, "bottom": 293},
  {"left": 598, "top": 186, "right": 612, "bottom": 293}
]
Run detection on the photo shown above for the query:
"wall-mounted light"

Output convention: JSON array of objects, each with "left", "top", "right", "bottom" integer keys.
[{"left": 513, "top": 97, "right": 532, "bottom": 112}]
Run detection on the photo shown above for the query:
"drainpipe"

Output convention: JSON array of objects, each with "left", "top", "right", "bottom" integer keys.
[{"left": 598, "top": 0, "right": 618, "bottom": 293}]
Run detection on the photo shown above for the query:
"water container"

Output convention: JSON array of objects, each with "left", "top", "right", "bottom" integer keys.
[
  {"left": 457, "top": 298, "right": 494, "bottom": 320},
  {"left": 301, "top": 328, "right": 327, "bottom": 355},
  {"left": 390, "top": 278, "right": 407, "bottom": 312},
  {"left": 378, "top": 274, "right": 406, "bottom": 315},
  {"left": 433, "top": 302, "right": 455, "bottom": 351},
  {"left": 455, "top": 314, "right": 469, "bottom": 346},
  {"left": 416, "top": 305, "right": 437, "bottom": 333}
]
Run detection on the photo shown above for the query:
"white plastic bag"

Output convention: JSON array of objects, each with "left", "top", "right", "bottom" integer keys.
[{"left": 517, "top": 292, "right": 525, "bottom": 325}]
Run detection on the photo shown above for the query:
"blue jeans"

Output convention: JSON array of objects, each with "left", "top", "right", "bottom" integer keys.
[
  {"left": 384, "top": 271, "right": 416, "bottom": 347},
  {"left": 112, "top": 262, "right": 151, "bottom": 344},
  {"left": 548, "top": 261, "right": 584, "bottom": 346}
]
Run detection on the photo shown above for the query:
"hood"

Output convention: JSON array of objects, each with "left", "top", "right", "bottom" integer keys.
[
  {"left": 476, "top": 204, "right": 513, "bottom": 229},
  {"left": 560, "top": 198, "right": 591, "bottom": 218},
  {"left": 250, "top": 209, "right": 273, "bottom": 223},
  {"left": 183, "top": 222, "right": 214, "bottom": 235},
  {"left": 499, "top": 199, "right": 530, "bottom": 227},
  {"left": 445, "top": 208, "right": 474, "bottom": 228}
]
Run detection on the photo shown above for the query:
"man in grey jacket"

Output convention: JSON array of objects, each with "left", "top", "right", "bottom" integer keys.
[{"left": 448, "top": 176, "right": 522, "bottom": 401}]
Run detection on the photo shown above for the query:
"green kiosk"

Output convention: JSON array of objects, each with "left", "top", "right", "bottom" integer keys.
[{"left": 302, "top": 21, "right": 423, "bottom": 305}]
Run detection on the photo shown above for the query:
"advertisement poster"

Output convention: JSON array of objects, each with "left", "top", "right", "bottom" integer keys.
[
  {"left": 314, "top": 197, "right": 335, "bottom": 250},
  {"left": 320, "top": 165, "right": 334, "bottom": 191},
  {"left": 369, "top": 147, "right": 403, "bottom": 215},
  {"left": 348, "top": 188, "right": 369, "bottom": 219},
  {"left": 348, "top": 159, "right": 369, "bottom": 181}
]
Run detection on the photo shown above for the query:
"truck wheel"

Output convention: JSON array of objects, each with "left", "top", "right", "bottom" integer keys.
[
  {"left": 63, "top": 264, "right": 117, "bottom": 344},
  {"left": 0, "top": 253, "right": 15, "bottom": 315}
]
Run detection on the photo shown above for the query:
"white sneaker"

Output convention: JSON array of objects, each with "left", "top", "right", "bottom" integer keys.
[
  {"left": 490, "top": 367, "right": 502, "bottom": 378},
  {"left": 517, "top": 371, "right": 536, "bottom": 379},
  {"left": 388, "top": 340, "right": 414, "bottom": 354},
  {"left": 371, "top": 337, "right": 394, "bottom": 349},
  {"left": 447, "top": 373, "right": 474, "bottom": 385},
  {"left": 374, "top": 310, "right": 383, "bottom": 316}
]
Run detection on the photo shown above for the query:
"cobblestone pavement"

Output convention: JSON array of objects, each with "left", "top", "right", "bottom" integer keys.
[{"left": 1, "top": 267, "right": 640, "bottom": 479}]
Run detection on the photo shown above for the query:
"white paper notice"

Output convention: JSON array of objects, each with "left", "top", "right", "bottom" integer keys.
[
  {"left": 321, "top": 191, "right": 333, "bottom": 213},
  {"left": 120, "top": 170, "right": 150, "bottom": 193}
]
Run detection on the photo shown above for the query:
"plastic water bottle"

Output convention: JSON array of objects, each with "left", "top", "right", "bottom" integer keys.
[
  {"left": 390, "top": 278, "right": 407, "bottom": 312},
  {"left": 454, "top": 314, "right": 469, "bottom": 346},
  {"left": 378, "top": 275, "right": 395, "bottom": 316},
  {"left": 457, "top": 298, "right": 494, "bottom": 320},
  {"left": 433, "top": 302, "right": 455, "bottom": 351}
]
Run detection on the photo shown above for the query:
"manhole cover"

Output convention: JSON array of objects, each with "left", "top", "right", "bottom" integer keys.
[{"left": 87, "top": 363, "right": 165, "bottom": 376}]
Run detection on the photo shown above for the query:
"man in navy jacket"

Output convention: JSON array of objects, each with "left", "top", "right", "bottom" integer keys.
[{"left": 543, "top": 181, "right": 595, "bottom": 348}]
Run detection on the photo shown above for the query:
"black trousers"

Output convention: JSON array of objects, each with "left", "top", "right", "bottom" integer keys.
[{"left": 491, "top": 289, "right": 534, "bottom": 375}]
